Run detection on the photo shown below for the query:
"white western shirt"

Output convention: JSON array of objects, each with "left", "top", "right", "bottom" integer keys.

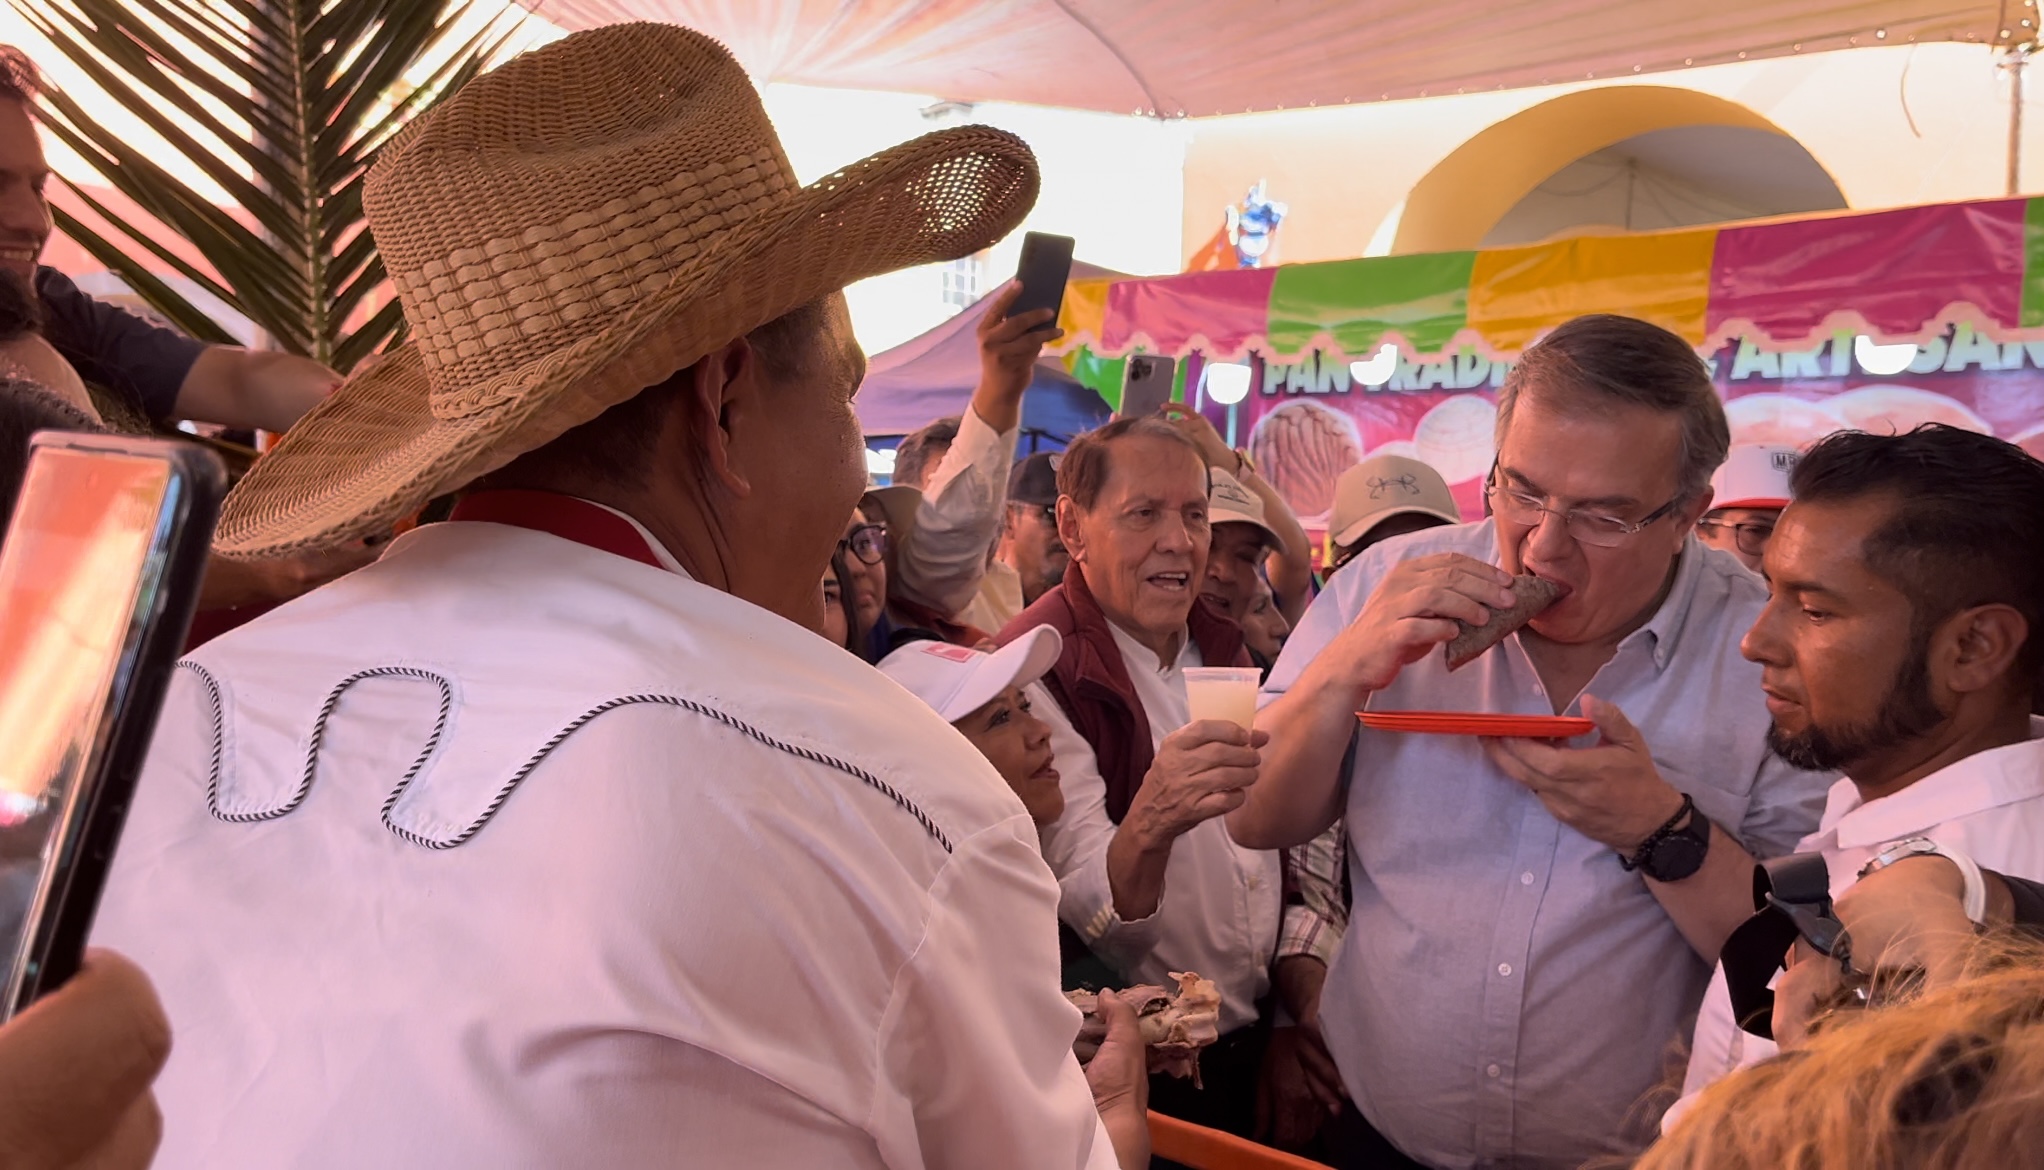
[
  {"left": 1030, "top": 621, "right": 1283, "bottom": 1033},
  {"left": 1674, "top": 722, "right": 2044, "bottom": 1125},
  {"left": 94, "top": 517, "right": 1117, "bottom": 1170}
]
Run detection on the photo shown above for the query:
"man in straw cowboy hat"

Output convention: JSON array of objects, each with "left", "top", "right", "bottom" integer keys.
[{"left": 93, "top": 24, "right": 1151, "bottom": 1169}]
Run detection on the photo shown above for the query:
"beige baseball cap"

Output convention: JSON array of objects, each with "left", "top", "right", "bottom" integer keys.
[
  {"left": 1710, "top": 443, "right": 1799, "bottom": 511},
  {"left": 1210, "top": 466, "right": 1280, "bottom": 547},
  {"left": 1329, "top": 454, "right": 1461, "bottom": 548}
]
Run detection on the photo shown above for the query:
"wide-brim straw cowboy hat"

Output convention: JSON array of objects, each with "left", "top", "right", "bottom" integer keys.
[{"left": 216, "top": 22, "right": 1040, "bottom": 559}]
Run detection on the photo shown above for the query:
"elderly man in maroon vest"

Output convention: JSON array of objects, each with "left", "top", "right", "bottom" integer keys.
[{"left": 999, "top": 415, "right": 1279, "bottom": 1136}]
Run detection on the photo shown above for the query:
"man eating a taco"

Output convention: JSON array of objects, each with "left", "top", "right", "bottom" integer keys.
[{"left": 1229, "top": 314, "right": 1833, "bottom": 1169}]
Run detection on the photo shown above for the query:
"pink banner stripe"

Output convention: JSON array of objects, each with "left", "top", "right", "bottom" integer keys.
[
  {"left": 1098, "top": 267, "right": 1278, "bottom": 357},
  {"left": 1708, "top": 198, "right": 2027, "bottom": 341}
]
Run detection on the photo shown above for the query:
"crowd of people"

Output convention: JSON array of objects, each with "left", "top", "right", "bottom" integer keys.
[{"left": 0, "top": 20, "right": 2042, "bottom": 1170}]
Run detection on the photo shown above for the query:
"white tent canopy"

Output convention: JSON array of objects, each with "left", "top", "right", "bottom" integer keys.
[{"left": 524, "top": 0, "right": 2016, "bottom": 116}]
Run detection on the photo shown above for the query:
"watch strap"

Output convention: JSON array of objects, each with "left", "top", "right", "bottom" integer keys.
[
  {"left": 1620, "top": 793, "right": 1696, "bottom": 873},
  {"left": 1859, "top": 837, "right": 1988, "bottom": 924}
]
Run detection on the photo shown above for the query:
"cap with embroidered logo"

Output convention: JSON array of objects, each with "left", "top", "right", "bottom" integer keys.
[
  {"left": 1329, "top": 454, "right": 1461, "bottom": 549},
  {"left": 1209, "top": 466, "right": 1280, "bottom": 548}
]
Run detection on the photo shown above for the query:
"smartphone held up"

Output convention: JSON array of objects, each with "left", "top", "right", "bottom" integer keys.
[
  {"left": 1009, "top": 231, "right": 1074, "bottom": 326},
  {"left": 0, "top": 434, "right": 222, "bottom": 1018}
]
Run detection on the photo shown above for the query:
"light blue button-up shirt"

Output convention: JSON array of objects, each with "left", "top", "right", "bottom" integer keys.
[{"left": 1263, "top": 520, "right": 1830, "bottom": 1169}]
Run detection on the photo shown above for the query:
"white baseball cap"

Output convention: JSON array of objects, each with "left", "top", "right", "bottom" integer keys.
[
  {"left": 1711, "top": 444, "right": 1800, "bottom": 511},
  {"left": 1209, "top": 466, "right": 1280, "bottom": 547},
  {"left": 878, "top": 627, "right": 1064, "bottom": 723}
]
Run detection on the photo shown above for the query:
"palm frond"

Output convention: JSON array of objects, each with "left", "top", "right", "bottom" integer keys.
[{"left": 13, "top": 0, "right": 521, "bottom": 372}]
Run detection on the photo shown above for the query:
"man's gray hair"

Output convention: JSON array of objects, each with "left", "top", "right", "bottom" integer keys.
[
  {"left": 1058, "top": 415, "right": 1207, "bottom": 511},
  {"left": 1496, "top": 314, "right": 1730, "bottom": 498}
]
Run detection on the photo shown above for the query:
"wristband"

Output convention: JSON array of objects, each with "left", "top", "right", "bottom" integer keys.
[{"left": 1859, "top": 837, "right": 1988, "bottom": 924}]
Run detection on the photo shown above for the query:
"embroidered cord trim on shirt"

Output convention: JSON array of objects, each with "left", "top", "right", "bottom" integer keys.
[
  {"left": 202, "top": 665, "right": 454, "bottom": 825},
  {"left": 394, "top": 694, "right": 953, "bottom": 853},
  {"left": 182, "top": 665, "right": 951, "bottom": 854},
  {"left": 181, "top": 661, "right": 228, "bottom": 816}
]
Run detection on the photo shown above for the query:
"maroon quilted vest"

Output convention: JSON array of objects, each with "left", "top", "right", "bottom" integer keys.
[{"left": 996, "top": 563, "right": 1250, "bottom": 823}]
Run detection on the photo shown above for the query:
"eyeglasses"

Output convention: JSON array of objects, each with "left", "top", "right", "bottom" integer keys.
[
  {"left": 1009, "top": 500, "right": 1057, "bottom": 526},
  {"left": 1696, "top": 518, "right": 1776, "bottom": 557},
  {"left": 839, "top": 522, "right": 888, "bottom": 566},
  {"left": 1484, "top": 465, "right": 1685, "bottom": 549}
]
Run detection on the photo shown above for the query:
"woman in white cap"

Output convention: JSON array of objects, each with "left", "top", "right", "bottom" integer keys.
[{"left": 879, "top": 627, "right": 1066, "bottom": 826}]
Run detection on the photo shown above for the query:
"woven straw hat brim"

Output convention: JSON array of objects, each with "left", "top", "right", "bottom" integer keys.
[{"left": 215, "top": 124, "right": 1038, "bottom": 560}]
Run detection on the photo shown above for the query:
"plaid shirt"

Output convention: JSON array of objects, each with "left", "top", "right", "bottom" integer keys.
[{"left": 1278, "top": 820, "right": 1348, "bottom": 967}]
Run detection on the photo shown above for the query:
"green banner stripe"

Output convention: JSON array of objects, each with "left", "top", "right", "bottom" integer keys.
[
  {"left": 1267, "top": 252, "right": 1478, "bottom": 355},
  {"left": 2023, "top": 198, "right": 2044, "bottom": 329},
  {"left": 1068, "top": 347, "right": 1127, "bottom": 410},
  {"left": 1064, "top": 347, "right": 1187, "bottom": 412}
]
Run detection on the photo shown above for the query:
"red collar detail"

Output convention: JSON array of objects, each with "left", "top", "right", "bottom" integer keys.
[{"left": 447, "top": 490, "right": 668, "bottom": 572}]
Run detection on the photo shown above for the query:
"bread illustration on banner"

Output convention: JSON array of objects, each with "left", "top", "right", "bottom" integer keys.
[
  {"left": 1248, "top": 401, "right": 1362, "bottom": 521},
  {"left": 1445, "top": 575, "right": 1567, "bottom": 671}
]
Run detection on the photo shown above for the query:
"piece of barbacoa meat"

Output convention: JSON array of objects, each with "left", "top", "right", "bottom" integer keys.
[
  {"left": 1068, "top": 972, "right": 1223, "bottom": 1083},
  {"left": 1445, "top": 574, "right": 1566, "bottom": 671}
]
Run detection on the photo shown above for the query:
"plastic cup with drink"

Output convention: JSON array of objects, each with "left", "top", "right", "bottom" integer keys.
[{"left": 1183, "top": 666, "right": 1262, "bottom": 732}]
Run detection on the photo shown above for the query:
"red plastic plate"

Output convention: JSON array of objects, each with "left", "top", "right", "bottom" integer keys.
[{"left": 1357, "top": 711, "right": 1596, "bottom": 738}]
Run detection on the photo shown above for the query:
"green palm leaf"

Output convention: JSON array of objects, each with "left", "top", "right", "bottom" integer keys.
[{"left": 12, "top": 0, "right": 522, "bottom": 372}]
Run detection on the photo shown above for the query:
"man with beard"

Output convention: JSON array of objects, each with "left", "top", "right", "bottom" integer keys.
[
  {"left": 0, "top": 47, "right": 338, "bottom": 433},
  {"left": 1671, "top": 424, "right": 2044, "bottom": 1114}
]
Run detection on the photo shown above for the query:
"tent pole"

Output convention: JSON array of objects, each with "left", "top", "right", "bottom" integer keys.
[{"left": 2011, "top": 46, "right": 2031, "bottom": 197}]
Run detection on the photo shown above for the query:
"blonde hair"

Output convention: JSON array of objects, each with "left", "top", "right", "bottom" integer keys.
[{"left": 1642, "top": 945, "right": 2044, "bottom": 1170}]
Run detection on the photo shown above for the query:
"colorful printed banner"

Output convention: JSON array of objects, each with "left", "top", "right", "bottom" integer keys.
[
  {"left": 1196, "top": 324, "right": 2044, "bottom": 546},
  {"left": 1058, "top": 197, "right": 2044, "bottom": 371},
  {"left": 1052, "top": 196, "right": 2044, "bottom": 551}
]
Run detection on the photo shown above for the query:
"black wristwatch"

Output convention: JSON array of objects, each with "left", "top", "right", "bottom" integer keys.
[{"left": 1620, "top": 793, "right": 1710, "bottom": 883}]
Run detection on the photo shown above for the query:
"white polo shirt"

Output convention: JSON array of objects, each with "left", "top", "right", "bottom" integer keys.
[{"left": 1674, "top": 721, "right": 2044, "bottom": 1123}]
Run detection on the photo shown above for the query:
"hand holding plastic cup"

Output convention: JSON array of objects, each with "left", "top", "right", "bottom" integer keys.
[{"left": 1183, "top": 667, "right": 1262, "bottom": 732}]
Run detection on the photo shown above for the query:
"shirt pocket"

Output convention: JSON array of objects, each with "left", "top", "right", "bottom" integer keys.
[{"left": 1651, "top": 721, "right": 1762, "bottom": 839}]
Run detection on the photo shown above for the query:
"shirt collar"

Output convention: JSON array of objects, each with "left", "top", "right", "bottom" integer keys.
[
  {"left": 1107, "top": 618, "right": 1189, "bottom": 675},
  {"left": 447, "top": 490, "right": 692, "bottom": 578},
  {"left": 1626, "top": 537, "right": 1708, "bottom": 672},
  {"left": 582, "top": 500, "right": 690, "bottom": 577},
  {"left": 1819, "top": 720, "right": 2044, "bottom": 850}
]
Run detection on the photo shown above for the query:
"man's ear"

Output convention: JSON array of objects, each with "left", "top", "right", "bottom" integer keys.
[
  {"left": 672, "top": 336, "right": 758, "bottom": 499},
  {"left": 1934, "top": 604, "right": 2029, "bottom": 696},
  {"left": 1675, "top": 486, "right": 1717, "bottom": 534},
  {"left": 1056, "top": 496, "right": 1085, "bottom": 565}
]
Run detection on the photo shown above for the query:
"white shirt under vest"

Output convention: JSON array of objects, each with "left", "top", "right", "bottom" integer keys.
[
  {"left": 1029, "top": 621, "right": 1283, "bottom": 1033},
  {"left": 94, "top": 514, "right": 1116, "bottom": 1169}
]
